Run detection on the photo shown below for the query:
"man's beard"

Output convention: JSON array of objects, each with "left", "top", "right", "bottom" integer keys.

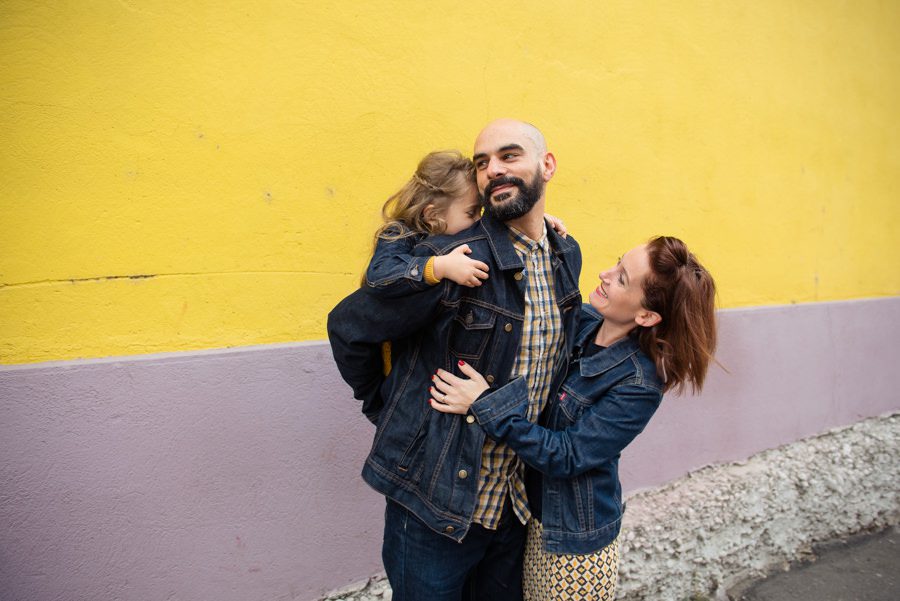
[{"left": 481, "top": 170, "right": 544, "bottom": 222}]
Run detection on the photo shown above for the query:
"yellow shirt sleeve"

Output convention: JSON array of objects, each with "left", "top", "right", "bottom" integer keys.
[{"left": 424, "top": 256, "right": 441, "bottom": 285}]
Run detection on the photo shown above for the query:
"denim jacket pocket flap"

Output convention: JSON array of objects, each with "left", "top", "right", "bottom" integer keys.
[
  {"left": 449, "top": 303, "right": 496, "bottom": 361},
  {"left": 453, "top": 304, "right": 496, "bottom": 330},
  {"left": 557, "top": 385, "right": 593, "bottom": 424}
]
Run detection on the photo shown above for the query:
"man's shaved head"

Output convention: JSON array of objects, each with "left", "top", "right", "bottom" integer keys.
[
  {"left": 475, "top": 119, "right": 547, "bottom": 155},
  {"left": 472, "top": 119, "right": 556, "bottom": 226}
]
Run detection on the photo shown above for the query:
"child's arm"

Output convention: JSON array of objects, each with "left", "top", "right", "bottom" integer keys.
[
  {"left": 544, "top": 213, "right": 568, "bottom": 238},
  {"left": 432, "top": 245, "right": 490, "bottom": 288},
  {"left": 365, "top": 234, "right": 435, "bottom": 298},
  {"left": 366, "top": 238, "right": 489, "bottom": 297}
]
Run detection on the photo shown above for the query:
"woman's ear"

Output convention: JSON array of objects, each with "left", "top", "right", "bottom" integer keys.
[{"left": 635, "top": 310, "right": 661, "bottom": 328}]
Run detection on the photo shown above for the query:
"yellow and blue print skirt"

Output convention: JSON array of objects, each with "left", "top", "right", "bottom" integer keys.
[{"left": 523, "top": 519, "right": 619, "bottom": 601}]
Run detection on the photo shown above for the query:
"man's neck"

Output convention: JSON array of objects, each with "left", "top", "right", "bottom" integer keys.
[{"left": 504, "top": 199, "right": 546, "bottom": 241}]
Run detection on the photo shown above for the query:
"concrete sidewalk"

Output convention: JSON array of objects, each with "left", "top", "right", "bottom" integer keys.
[{"left": 728, "top": 525, "right": 899, "bottom": 601}]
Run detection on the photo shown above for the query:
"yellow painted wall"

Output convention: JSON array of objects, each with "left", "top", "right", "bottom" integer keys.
[{"left": 2, "top": 1, "right": 899, "bottom": 364}]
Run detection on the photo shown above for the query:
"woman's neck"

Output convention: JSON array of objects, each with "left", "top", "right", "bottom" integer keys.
[{"left": 594, "top": 320, "right": 636, "bottom": 347}]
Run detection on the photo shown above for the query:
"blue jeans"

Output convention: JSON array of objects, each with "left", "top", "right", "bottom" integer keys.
[{"left": 382, "top": 498, "right": 526, "bottom": 601}]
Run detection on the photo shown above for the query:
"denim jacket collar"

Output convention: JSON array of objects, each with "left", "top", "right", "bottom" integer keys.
[
  {"left": 479, "top": 213, "right": 579, "bottom": 272},
  {"left": 574, "top": 309, "right": 642, "bottom": 378}
]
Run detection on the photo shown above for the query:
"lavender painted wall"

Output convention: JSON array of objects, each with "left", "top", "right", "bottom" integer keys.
[
  {"left": 0, "top": 343, "right": 383, "bottom": 601},
  {"left": 620, "top": 297, "right": 900, "bottom": 492},
  {"left": 1, "top": 298, "right": 898, "bottom": 601}
]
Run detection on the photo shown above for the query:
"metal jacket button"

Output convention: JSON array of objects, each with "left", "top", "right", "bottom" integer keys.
[
  {"left": 504, "top": 323, "right": 512, "bottom": 332},
  {"left": 458, "top": 470, "right": 468, "bottom": 479},
  {"left": 445, "top": 525, "right": 455, "bottom": 534},
  {"left": 466, "top": 415, "right": 475, "bottom": 424},
  {"left": 514, "top": 271, "right": 524, "bottom": 281},
  {"left": 486, "top": 375, "right": 494, "bottom": 384}
]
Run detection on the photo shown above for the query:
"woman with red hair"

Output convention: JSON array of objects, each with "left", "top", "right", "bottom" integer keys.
[{"left": 430, "top": 236, "right": 718, "bottom": 600}]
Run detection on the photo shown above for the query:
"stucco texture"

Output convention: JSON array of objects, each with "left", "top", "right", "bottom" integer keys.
[{"left": 2, "top": 1, "right": 900, "bottom": 363}]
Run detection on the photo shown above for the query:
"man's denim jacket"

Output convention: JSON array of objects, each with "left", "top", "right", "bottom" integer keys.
[
  {"left": 327, "top": 213, "right": 582, "bottom": 541},
  {"left": 470, "top": 305, "right": 663, "bottom": 554}
]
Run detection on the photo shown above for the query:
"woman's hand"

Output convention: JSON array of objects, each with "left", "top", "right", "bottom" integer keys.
[{"left": 429, "top": 361, "right": 490, "bottom": 415}]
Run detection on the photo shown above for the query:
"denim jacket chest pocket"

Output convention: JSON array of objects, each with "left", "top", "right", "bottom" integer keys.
[
  {"left": 449, "top": 302, "right": 497, "bottom": 362},
  {"left": 555, "top": 373, "right": 618, "bottom": 426},
  {"left": 556, "top": 384, "right": 595, "bottom": 425}
]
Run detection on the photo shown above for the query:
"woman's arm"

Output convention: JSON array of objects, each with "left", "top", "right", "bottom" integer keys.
[{"left": 430, "top": 364, "right": 662, "bottom": 478}]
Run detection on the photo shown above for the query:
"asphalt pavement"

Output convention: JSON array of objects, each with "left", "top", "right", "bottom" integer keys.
[{"left": 728, "top": 525, "right": 899, "bottom": 601}]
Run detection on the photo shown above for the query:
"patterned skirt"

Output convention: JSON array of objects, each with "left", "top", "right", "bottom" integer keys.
[{"left": 523, "top": 519, "right": 619, "bottom": 601}]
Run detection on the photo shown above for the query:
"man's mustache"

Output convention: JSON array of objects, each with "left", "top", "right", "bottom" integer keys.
[{"left": 484, "top": 176, "right": 526, "bottom": 199}]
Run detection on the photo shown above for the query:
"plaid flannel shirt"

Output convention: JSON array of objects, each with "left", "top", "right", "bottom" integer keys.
[{"left": 471, "top": 223, "right": 564, "bottom": 528}]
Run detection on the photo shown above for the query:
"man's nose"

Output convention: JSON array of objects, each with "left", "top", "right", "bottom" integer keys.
[{"left": 487, "top": 157, "right": 506, "bottom": 179}]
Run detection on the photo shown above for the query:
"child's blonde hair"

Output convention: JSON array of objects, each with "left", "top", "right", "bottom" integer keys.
[{"left": 376, "top": 150, "right": 476, "bottom": 241}]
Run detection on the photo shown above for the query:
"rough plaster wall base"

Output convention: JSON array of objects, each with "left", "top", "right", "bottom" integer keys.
[
  {"left": 321, "top": 413, "right": 900, "bottom": 601},
  {"left": 617, "top": 412, "right": 900, "bottom": 601}
]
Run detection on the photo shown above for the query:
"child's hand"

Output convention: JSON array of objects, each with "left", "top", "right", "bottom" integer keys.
[
  {"left": 433, "top": 245, "right": 490, "bottom": 287},
  {"left": 544, "top": 213, "right": 568, "bottom": 238}
]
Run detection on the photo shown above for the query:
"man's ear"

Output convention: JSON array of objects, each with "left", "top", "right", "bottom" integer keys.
[
  {"left": 541, "top": 152, "right": 557, "bottom": 182},
  {"left": 636, "top": 310, "right": 661, "bottom": 328}
]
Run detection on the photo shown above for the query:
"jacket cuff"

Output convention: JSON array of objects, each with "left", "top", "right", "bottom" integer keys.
[
  {"left": 424, "top": 256, "right": 440, "bottom": 285},
  {"left": 470, "top": 376, "right": 530, "bottom": 425}
]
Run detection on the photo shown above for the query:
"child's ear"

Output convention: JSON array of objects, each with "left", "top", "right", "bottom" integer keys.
[{"left": 423, "top": 204, "right": 437, "bottom": 221}]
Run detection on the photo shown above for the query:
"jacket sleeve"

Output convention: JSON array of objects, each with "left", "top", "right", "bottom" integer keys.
[
  {"left": 364, "top": 235, "right": 436, "bottom": 298},
  {"left": 327, "top": 284, "right": 445, "bottom": 423},
  {"left": 469, "top": 376, "right": 662, "bottom": 478}
]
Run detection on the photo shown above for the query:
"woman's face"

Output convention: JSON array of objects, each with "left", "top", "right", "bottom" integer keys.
[{"left": 588, "top": 244, "right": 653, "bottom": 328}]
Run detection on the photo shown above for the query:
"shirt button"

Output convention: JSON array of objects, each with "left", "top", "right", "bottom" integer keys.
[
  {"left": 514, "top": 271, "right": 524, "bottom": 281},
  {"left": 504, "top": 323, "right": 512, "bottom": 332},
  {"left": 486, "top": 375, "right": 495, "bottom": 384},
  {"left": 458, "top": 469, "right": 468, "bottom": 479},
  {"left": 466, "top": 415, "right": 476, "bottom": 424},
  {"left": 445, "top": 525, "right": 455, "bottom": 534}
]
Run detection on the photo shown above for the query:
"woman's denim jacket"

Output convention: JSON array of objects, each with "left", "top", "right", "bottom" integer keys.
[
  {"left": 327, "top": 214, "right": 582, "bottom": 542},
  {"left": 470, "top": 305, "right": 663, "bottom": 554}
]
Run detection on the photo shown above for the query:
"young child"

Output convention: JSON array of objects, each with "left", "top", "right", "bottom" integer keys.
[
  {"left": 363, "top": 150, "right": 489, "bottom": 297},
  {"left": 362, "top": 149, "right": 567, "bottom": 375},
  {"left": 364, "top": 149, "right": 567, "bottom": 296}
]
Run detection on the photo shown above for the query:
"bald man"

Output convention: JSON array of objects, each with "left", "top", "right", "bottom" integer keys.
[{"left": 328, "top": 120, "right": 583, "bottom": 600}]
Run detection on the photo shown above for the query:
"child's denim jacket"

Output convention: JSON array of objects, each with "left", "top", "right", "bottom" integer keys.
[{"left": 364, "top": 225, "right": 432, "bottom": 297}]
